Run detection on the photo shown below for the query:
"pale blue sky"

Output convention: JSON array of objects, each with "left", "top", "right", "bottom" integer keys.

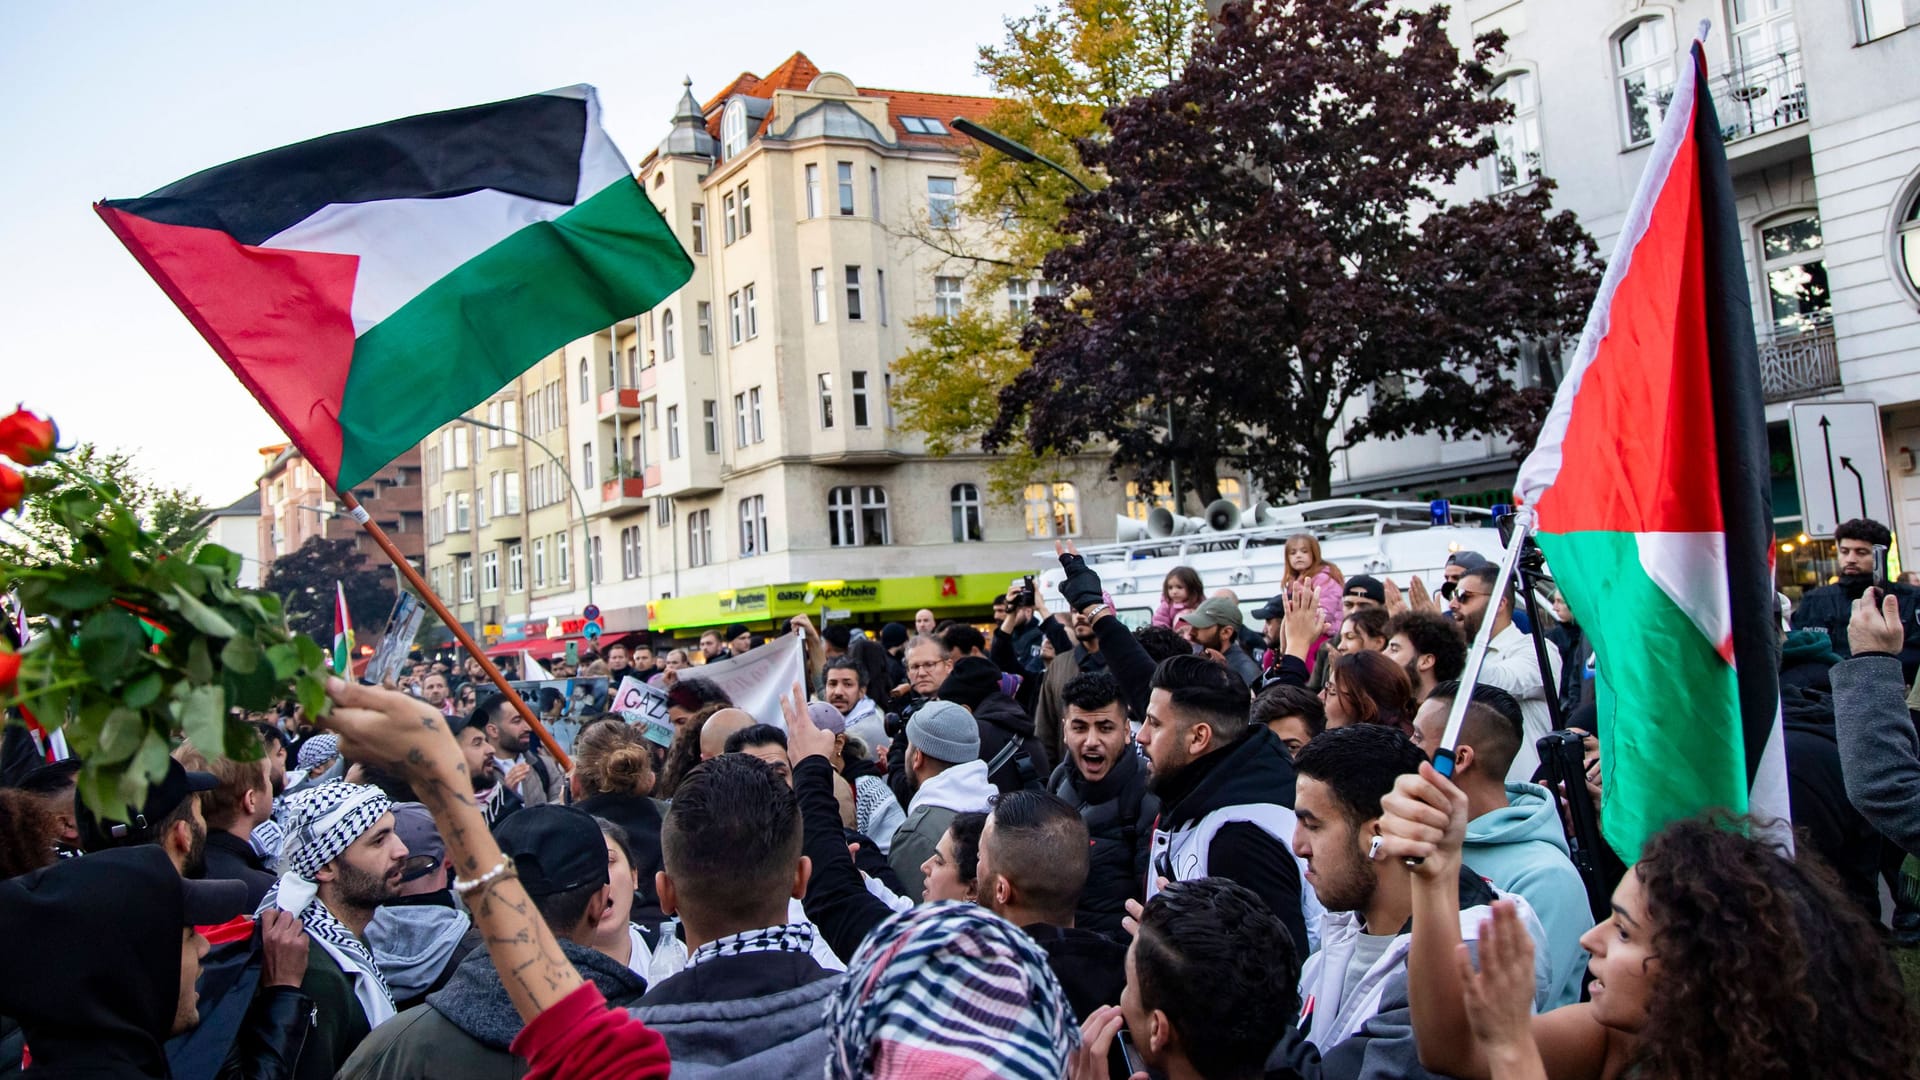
[{"left": 0, "top": 1, "right": 1007, "bottom": 504}]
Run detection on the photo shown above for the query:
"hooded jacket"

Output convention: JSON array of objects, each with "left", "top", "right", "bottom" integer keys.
[
  {"left": 971, "top": 691, "right": 1051, "bottom": 794},
  {"left": 1148, "top": 726, "right": 1312, "bottom": 953},
  {"left": 1793, "top": 577, "right": 1920, "bottom": 675},
  {"left": 364, "top": 901, "right": 473, "bottom": 1011},
  {"left": 887, "top": 760, "right": 995, "bottom": 902},
  {"left": 1779, "top": 628, "right": 1841, "bottom": 693},
  {"left": 0, "top": 846, "right": 185, "bottom": 1079},
  {"left": 635, "top": 952, "right": 843, "bottom": 1079},
  {"left": 1048, "top": 747, "right": 1159, "bottom": 938},
  {"left": 1460, "top": 782, "right": 1592, "bottom": 1008},
  {"left": 335, "top": 939, "right": 647, "bottom": 1080}
]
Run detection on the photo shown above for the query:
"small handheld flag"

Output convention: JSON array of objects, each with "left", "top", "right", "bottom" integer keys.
[{"left": 332, "top": 582, "right": 354, "bottom": 676}]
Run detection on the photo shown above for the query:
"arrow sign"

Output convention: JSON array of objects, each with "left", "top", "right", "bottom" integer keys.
[
  {"left": 1790, "top": 402, "right": 1893, "bottom": 538},
  {"left": 1821, "top": 416, "right": 1839, "bottom": 525},
  {"left": 1840, "top": 456, "right": 1869, "bottom": 522}
]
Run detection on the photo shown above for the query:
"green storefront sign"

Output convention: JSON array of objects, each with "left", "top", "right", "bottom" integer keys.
[{"left": 648, "top": 572, "right": 1025, "bottom": 633}]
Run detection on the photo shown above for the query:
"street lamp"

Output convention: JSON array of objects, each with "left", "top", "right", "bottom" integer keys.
[
  {"left": 463, "top": 413, "right": 594, "bottom": 611},
  {"left": 950, "top": 116, "right": 1182, "bottom": 510}
]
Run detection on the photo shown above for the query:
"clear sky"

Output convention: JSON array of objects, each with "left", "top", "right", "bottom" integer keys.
[{"left": 0, "top": 1, "right": 1007, "bottom": 506}]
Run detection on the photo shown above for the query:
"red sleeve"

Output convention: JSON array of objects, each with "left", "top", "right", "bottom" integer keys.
[{"left": 509, "top": 982, "right": 670, "bottom": 1080}]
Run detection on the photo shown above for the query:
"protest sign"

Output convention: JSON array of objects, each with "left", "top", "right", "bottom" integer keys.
[
  {"left": 362, "top": 593, "right": 425, "bottom": 686},
  {"left": 684, "top": 632, "right": 806, "bottom": 728}
]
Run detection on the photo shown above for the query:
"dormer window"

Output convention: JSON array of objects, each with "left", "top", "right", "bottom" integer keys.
[
  {"left": 722, "top": 99, "right": 749, "bottom": 159},
  {"left": 900, "top": 116, "right": 948, "bottom": 135}
]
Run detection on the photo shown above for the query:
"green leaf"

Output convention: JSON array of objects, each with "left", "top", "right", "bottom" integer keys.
[
  {"left": 43, "top": 577, "right": 111, "bottom": 611},
  {"left": 296, "top": 675, "right": 329, "bottom": 723},
  {"left": 170, "top": 586, "right": 237, "bottom": 638},
  {"left": 123, "top": 673, "right": 164, "bottom": 709},
  {"left": 186, "top": 637, "right": 214, "bottom": 683},
  {"left": 76, "top": 766, "right": 130, "bottom": 825},
  {"left": 294, "top": 635, "right": 325, "bottom": 672},
  {"left": 135, "top": 729, "right": 172, "bottom": 783},
  {"left": 96, "top": 707, "right": 144, "bottom": 765},
  {"left": 220, "top": 636, "right": 261, "bottom": 675},
  {"left": 77, "top": 607, "right": 145, "bottom": 686},
  {"left": 266, "top": 644, "right": 299, "bottom": 681},
  {"left": 178, "top": 684, "right": 226, "bottom": 756},
  {"left": 223, "top": 661, "right": 277, "bottom": 712}
]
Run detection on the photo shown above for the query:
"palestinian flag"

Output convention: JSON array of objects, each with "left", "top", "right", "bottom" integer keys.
[
  {"left": 1514, "top": 36, "right": 1786, "bottom": 863},
  {"left": 96, "top": 86, "right": 692, "bottom": 489},
  {"left": 332, "top": 582, "right": 354, "bottom": 676}
]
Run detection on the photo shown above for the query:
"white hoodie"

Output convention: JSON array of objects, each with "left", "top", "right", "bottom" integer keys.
[{"left": 906, "top": 759, "right": 995, "bottom": 816}]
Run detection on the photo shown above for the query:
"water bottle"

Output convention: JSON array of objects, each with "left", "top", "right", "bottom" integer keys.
[{"left": 647, "top": 917, "right": 688, "bottom": 983}]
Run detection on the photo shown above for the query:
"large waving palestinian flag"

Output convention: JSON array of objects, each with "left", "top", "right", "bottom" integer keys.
[
  {"left": 1514, "top": 36, "right": 1786, "bottom": 863},
  {"left": 96, "top": 86, "right": 691, "bottom": 489}
]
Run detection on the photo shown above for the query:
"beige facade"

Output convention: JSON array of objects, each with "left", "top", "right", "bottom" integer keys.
[{"left": 258, "top": 443, "right": 422, "bottom": 577}]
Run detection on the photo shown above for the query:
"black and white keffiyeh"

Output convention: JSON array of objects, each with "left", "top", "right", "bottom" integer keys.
[
  {"left": 258, "top": 780, "right": 396, "bottom": 1027},
  {"left": 684, "top": 922, "right": 818, "bottom": 971}
]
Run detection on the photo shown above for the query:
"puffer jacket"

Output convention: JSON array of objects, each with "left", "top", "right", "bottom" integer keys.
[{"left": 1048, "top": 747, "right": 1159, "bottom": 938}]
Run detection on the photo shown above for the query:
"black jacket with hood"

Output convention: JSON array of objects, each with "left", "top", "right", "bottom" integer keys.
[
  {"left": 938, "top": 658, "right": 1051, "bottom": 794},
  {"left": 1048, "top": 747, "right": 1159, "bottom": 938}
]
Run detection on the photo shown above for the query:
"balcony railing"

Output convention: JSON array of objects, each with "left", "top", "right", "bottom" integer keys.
[
  {"left": 1712, "top": 47, "right": 1807, "bottom": 144},
  {"left": 1760, "top": 321, "right": 1840, "bottom": 403}
]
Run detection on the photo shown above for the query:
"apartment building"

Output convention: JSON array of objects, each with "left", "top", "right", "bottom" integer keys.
[{"left": 257, "top": 443, "right": 423, "bottom": 576}]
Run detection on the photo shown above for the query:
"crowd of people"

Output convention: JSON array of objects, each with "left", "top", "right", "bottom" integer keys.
[{"left": 4, "top": 518, "right": 1920, "bottom": 1079}]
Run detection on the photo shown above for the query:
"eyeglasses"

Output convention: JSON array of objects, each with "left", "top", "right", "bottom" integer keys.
[{"left": 1453, "top": 590, "right": 1486, "bottom": 605}]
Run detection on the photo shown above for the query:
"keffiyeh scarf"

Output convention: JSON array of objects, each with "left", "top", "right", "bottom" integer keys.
[
  {"left": 826, "top": 902, "right": 1078, "bottom": 1080},
  {"left": 684, "top": 922, "right": 817, "bottom": 971},
  {"left": 259, "top": 780, "right": 396, "bottom": 1027}
]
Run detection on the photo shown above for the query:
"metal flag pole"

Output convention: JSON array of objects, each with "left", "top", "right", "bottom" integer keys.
[
  {"left": 334, "top": 489, "right": 573, "bottom": 770},
  {"left": 1431, "top": 505, "right": 1537, "bottom": 779}
]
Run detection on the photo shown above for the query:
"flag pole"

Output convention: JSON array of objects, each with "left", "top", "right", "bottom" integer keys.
[
  {"left": 1431, "top": 505, "right": 1536, "bottom": 779},
  {"left": 334, "top": 489, "right": 573, "bottom": 770}
]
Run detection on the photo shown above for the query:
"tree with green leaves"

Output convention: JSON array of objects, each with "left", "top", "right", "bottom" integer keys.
[
  {"left": 7, "top": 443, "right": 207, "bottom": 563},
  {"left": 260, "top": 536, "right": 396, "bottom": 650}
]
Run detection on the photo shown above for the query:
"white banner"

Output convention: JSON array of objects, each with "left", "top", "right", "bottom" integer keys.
[{"left": 681, "top": 631, "right": 807, "bottom": 729}]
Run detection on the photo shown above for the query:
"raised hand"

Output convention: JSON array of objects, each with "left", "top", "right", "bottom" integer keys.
[
  {"left": 781, "top": 682, "right": 837, "bottom": 765},
  {"left": 1457, "top": 901, "right": 1548, "bottom": 1080},
  {"left": 1055, "top": 538, "right": 1106, "bottom": 612},
  {"left": 1283, "top": 582, "right": 1328, "bottom": 659},
  {"left": 1374, "top": 762, "right": 1469, "bottom": 880},
  {"left": 1409, "top": 574, "right": 1438, "bottom": 614},
  {"left": 1849, "top": 588, "right": 1905, "bottom": 656},
  {"left": 1384, "top": 578, "right": 1409, "bottom": 616}
]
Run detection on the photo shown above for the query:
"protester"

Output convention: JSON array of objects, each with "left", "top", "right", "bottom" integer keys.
[
  {"left": 1451, "top": 563, "right": 1561, "bottom": 781},
  {"left": 5, "top": 756, "right": 81, "bottom": 858},
  {"left": 1046, "top": 670, "right": 1158, "bottom": 937},
  {"left": 696, "top": 708, "right": 755, "bottom": 761},
  {"left": 363, "top": 802, "right": 474, "bottom": 1012},
  {"left": 1138, "top": 654, "right": 1310, "bottom": 953},
  {"left": 798, "top": 700, "right": 906, "bottom": 853},
  {"left": 1152, "top": 566, "right": 1205, "bottom": 629},
  {"left": 719, "top": 624, "right": 752, "bottom": 659},
  {"left": 250, "top": 720, "right": 292, "bottom": 866},
  {"left": 75, "top": 756, "right": 219, "bottom": 876},
  {"left": 1545, "top": 589, "right": 1593, "bottom": 715},
  {"left": 937, "top": 655, "right": 1050, "bottom": 794},
  {"left": 445, "top": 706, "right": 519, "bottom": 827},
  {"left": 1320, "top": 650, "right": 1416, "bottom": 736},
  {"left": 887, "top": 700, "right": 996, "bottom": 901},
  {"left": 1439, "top": 551, "right": 1490, "bottom": 604},
  {"left": 1411, "top": 681, "right": 1591, "bottom": 1008},
  {"left": 1177, "top": 596, "right": 1264, "bottom": 687},
  {"left": 723, "top": 723, "right": 795, "bottom": 783},
  {"left": 823, "top": 902, "right": 1078, "bottom": 1080},
  {"left": 1249, "top": 683, "right": 1326, "bottom": 759},
  {"left": 175, "top": 742, "right": 278, "bottom": 909},
  {"left": 481, "top": 694, "right": 565, "bottom": 808},
  {"left": 1383, "top": 611, "right": 1467, "bottom": 702},
  {"left": 0, "top": 788, "right": 57, "bottom": 880},
  {"left": 654, "top": 702, "right": 724, "bottom": 800},
  {"left": 1340, "top": 574, "right": 1386, "bottom": 618},
  {"left": 820, "top": 657, "right": 887, "bottom": 752},
  {"left": 569, "top": 717, "right": 668, "bottom": 929},
  {"left": 1336, "top": 604, "right": 1391, "bottom": 656},
  {"left": 591, "top": 819, "right": 655, "bottom": 976},
  {"left": 1832, "top": 589, "right": 1920, "bottom": 860},
  {"left": 420, "top": 674, "right": 454, "bottom": 717},
  {"left": 1792, "top": 517, "right": 1920, "bottom": 673},
  {"left": 698, "top": 630, "right": 725, "bottom": 663},
  {"left": 846, "top": 637, "right": 897, "bottom": 715},
  {"left": 1379, "top": 764, "right": 1919, "bottom": 1080},
  {"left": 290, "top": 732, "right": 344, "bottom": 792},
  {"left": 650, "top": 648, "right": 690, "bottom": 688}
]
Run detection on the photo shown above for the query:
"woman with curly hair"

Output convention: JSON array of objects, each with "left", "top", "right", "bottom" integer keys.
[{"left": 1378, "top": 764, "right": 1919, "bottom": 1080}]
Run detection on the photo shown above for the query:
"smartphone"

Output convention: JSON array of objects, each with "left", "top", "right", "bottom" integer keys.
[
  {"left": 1020, "top": 574, "right": 1037, "bottom": 608},
  {"left": 1874, "top": 543, "right": 1890, "bottom": 584},
  {"left": 1119, "top": 1030, "right": 1146, "bottom": 1076},
  {"left": 565, "top": 641, "right": 580, "bottom": 666}
]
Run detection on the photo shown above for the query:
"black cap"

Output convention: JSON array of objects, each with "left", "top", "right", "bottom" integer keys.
[
  {"left": 491, "top": 805, "right": 609, "bottom": 897},
  {"left": 75, "top": 759, "right": 219, "bottom": 850},
  {"left": 1250, "top": 593, "right": 1288, "bottom": 621},
  {"left": 181, "top": 875, "right": 251, "bottom": 926},
  {"left": 723, "top": 623, "right": 752, "bottom": 641},
  {"left": 1343, "top": 575, "right": 1385, "bottom": 604}
]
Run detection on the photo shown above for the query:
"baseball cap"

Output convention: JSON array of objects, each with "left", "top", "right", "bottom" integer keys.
[
  {"left": 390, "top": 803, "right": 446, "bottom": 883},
  {"left": 492, "top": 805, "right": 611, "bottom": 897},
  {"left": 75, "top": 758, "right": 220, "bottom": 849},
  {"left": 1177, "top": 595, "right": 1247, "bottom": 630},
  {"left": 1343, "top": 575, "right": 1386, "bottom": 604},
  {"left": 806, "top": 701, "right": 847, "bottom": 736},
  {"left": 1445, "top": 551, "right": 1491, "bottom": 572},
  {"left": 1249, "top": 593, "right": 1288, "bottom": 621},
  {"left": 906, "top": 700, "right": 981, "bottom": 764}
]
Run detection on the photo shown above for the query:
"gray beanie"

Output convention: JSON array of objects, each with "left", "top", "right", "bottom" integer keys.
[{"left": 906, "top": 700, "right": 980, "bottom": 765}]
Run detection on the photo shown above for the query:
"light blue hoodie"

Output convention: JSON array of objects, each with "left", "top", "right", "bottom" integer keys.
[{"left": 1462, "top": 782, "right": 1593, "bottom": 1008}]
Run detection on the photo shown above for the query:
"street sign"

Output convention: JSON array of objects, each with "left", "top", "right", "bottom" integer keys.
[
  {"left": 582, "top": 604, "right": 601, "bottom": 621},
  {"left": 582, "top": 621, "right": 603, "bottom": 642},
  {"left": 1789, "top": 401, "right": 1892, "bottom": 538}
]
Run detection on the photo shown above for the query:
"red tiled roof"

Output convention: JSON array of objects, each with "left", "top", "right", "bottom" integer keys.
[
  {"left": 694, "top": 53, "right": 1007, "bottom": 149},
  {"left": 761, "top": 52, "right": 822, "bottom": 94}
]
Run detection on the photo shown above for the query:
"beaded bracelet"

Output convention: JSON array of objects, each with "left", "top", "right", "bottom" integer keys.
[{"left": 453, "top": 856, "right": 515, "bottom": 896}]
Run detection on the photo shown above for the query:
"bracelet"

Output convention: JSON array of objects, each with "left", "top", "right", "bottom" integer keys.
[
  {"left": 453, "top": 856, "right": 516, "bottom": 896},
  {"left": 1082, "top": 604, "right": 1111, "bottom": 621}
]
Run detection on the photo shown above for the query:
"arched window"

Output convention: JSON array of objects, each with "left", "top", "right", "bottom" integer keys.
[
  {"left": 1024, "top": 482, "right": 1080, "bottom": 539},
  {"left": 661, "top": 310, "right": 676, "bottom": 362},
  {"left": 1489, "top": 71, "right": 1543, "bottom": 189},
  {"left": 950, "top": 483, "right": 983, "bottom": 542},
  {"left": 721, "top": 99, "right": 748, "bottom": 160},
  {"left": 828, "top": 486, "right": 890, "bottom": 547},
  {"left": 1896, "top": 179, "right": 1920, "bottom": 305},
  {"left": 578, "top": 358, "right": 590, "bottom": 403},
  {"left": 1614, "top": 18, "right": 1676, "bottom": 147}
]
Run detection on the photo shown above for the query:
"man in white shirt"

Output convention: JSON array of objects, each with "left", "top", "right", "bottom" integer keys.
[{"left": 1451, "top": 564, "right": 1560, "bottom": 782}]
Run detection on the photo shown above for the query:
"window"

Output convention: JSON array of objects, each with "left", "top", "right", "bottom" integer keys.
[
  {"left": 661, "top": 310, "right": 676, "bottom": 361},
  {"left": 738, "top": 183, "right": 752, "bottom": 236},
  {"left": 431, "top": 566, "right": 441, "bottom": 596},
  {"left": 845, "top": 266, "right": 863, "bottom": 320},
  {"left": 734, "top": 393, "right": 749, "bottom": 447},
  {"left": 1490, "top": 71, "right": 1543, "bottom": 189},
  {"left": 454, "top": 492, "right": 471, "bottom": 532},
  {"left": 828, "top": 486, "right": 891, "bottom": 547},
  {"left": 687, "top": 509, "right": 712, "bottom": 567},
  {"left": 481, "top": 551, "right": 499, "bottom": 593},
  {"left": 459, "top": 557, "right": 474, "bottom": 601},
  {"left": 928, "top": 176, "right": 958, "bottom": 228},
  {"left": 1217, "top": 477, "right": 1245, "bottom": 507},
  {"left": 744, "top": 284, "right": 759, "bottom": 339},
  {"left": 750, "top": 387, "right": 765, "bottom": 442},
  {"left": 452, "top": 426, "right": 469, "bottom": 468},
  {"left": 723, "top": 192, "right": 738, "bottom": 245},
  {"left": 1023, "top": 482, "right": 1081, "bottom": 538},
  {"left": 1760, "top": 212, "right": 1831, "bottom": 336},
  {"left": 1008, "top": 278, "right": 1031, "bottom": 318},
  {"left": 1859, "top": 0, "right": 1906, "bottom": 40},
  {"left": 837, "top": 162, "right": 856, "bottom": 215},
  {"left": 507, "top": 544, "right": 524, "bottom": 593},
  {"left": 805, "top": 164, "right": 821, "bottom": 218},
  {"left": 818, "top": 373, "right": 835, "bottom": 429},
  {"left": 883, "top": 371, "right": 896, "bottom": 428},
  {"left": 729, "top": 291, "right": 744, "bottom": 344},
  {"left": 485, "top": 404, "right": 502, "bottom": 448},
  {"left": 950, "top": 483, "right": 983, "bottom": 542},
  {"left": 667, "top": 405, "right": 682, "bottom": 459},
  {"left": 606, "top": 350, "right": 617, "bottom": 392},
  {"left": 900, "top": 116, "right": 949, "bottom": 135},
  {"left": 548, "top": 380, "right": 561, "bottom": 429},
  {"left": 556, "top": 532, "right": 571, "bottom": 582},
  {"left": 533, "top": 538, "right": 546, "bottom": 587},
  {"left": 703, "top": 400, "right": 719, "bottom": 453},
  {"left": 439, "top": 429, "right": 454, "bottom": 471},
  {"left": 588, "top": 536, "right": 604, "bottom": 585},
  {"left": 721, "top": 99, "right": 748, "bottom": 159},
  {"left": 877, "top": 269, "right": 889, "bottom": 325},
  {"left": 1614, "top": 18, "right": 1676, "bottom": 146},
  {"left": 851, "top": 370, "right": 871, "bottom": 427},
  {"left": 1124, "top": 480, "right": 1173, "bottom": 520},
  {"left": 631, "top": 433, "right": 645, "bottom": 471},
  {"left": 578, "top": 359, "right": 590, "bottom": 402},
  {"left": 812, "top": 268, "right": 829, "bottom": 323},
  {"left": 690, "top": 204, "right": 706, "bottom": 254},
  {"left": 739, "top": 495, "right": 768, "bottom": 557},
  {"left": 582, "top": 442, "right": 594, "bottom": 486},
  {"left": 697, "top": 301, "right": 713, "bottom": 354},
  {"left": 501, "top": 400, "right": 518, "bottom": 443},
  {"left": 934, "top": 275, "right": 964, "bottom": 317},
  {"left": 869, "top": 166, "right": 880, "bottom": 221},
  {"left": 620, "top": 526, "right": 642, "bottom": 579},
  {"left": 1899, "top": 183, "right": 1920, "bottom": 302},
  {"left": 504, "top": 472, "right": 521, "bottom": 514}
]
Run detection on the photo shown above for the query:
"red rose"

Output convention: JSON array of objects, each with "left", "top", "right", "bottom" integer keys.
[
  {"left": 0, "top": 651, "right": 18, "bottom": 694},
  {"left": 0, "top": 407, "right": 57, "bottom": 466},
  {"left": 0, "top": 463, "right": 22, "bottom": 516}
]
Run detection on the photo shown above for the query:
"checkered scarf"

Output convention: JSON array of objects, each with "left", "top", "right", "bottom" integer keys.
[
  {"left": 259, "top": 781, "right": 395, "bottom": 1027},
  {"left": 684, "top": 922, "right": 817, "bottom": 971},
  {"left": 826, "top": 902, "right": 1078, "bottom": 1080}
]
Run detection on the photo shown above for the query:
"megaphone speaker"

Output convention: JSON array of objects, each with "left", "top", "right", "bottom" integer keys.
[{"left": 1204, "top": 499, "right": 1241, "bottom": 532}]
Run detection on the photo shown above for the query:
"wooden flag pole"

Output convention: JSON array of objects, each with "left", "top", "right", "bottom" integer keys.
[{"left": 335, "top": 490, "right": 573, "bottom": 770}]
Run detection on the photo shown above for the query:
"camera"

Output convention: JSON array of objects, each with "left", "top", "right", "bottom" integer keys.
[{"left": 1018, "top": 575, "right": 1037, "bottom": 608}]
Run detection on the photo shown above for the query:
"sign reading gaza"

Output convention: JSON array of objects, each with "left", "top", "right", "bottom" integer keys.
[{"left": 778, "top": 580, "right": 881, "bottom": 605}]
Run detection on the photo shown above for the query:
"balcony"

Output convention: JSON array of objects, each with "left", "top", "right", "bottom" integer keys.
[
  {"left": 1760, "top": 321, "right": 1840, "bottom": 403},
  {"left": 598, "top": 388, "right": 643, "bottom": 418},
  {"left": 594, "top": 466, "right": 658, "bottom": 517},
  {"left": 1712, "top": 48, "right": 1806, "bottom": 145}
]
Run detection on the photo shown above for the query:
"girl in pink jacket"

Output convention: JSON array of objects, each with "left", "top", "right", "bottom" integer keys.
[
  {"left": 1281, "top": 534, "right": 1345, "bottom": 670},
  {"left": 1150, "top": 565, "right": 1205, "bottom": 630}
]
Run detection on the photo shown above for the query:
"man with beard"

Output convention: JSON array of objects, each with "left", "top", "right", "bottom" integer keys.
[
  {"left": 480, "top": 694, "right": 565, "bottom": 807},
  {"left": 451, "top": 709, "right": 520, "bottom": 827},
  {"left": 1450, "top": 564, "right": 1560, "bottom": 782},
  {"left": 1793, "top": 517, "right": 1920, "bottom": 675},
  {"left": 420, "top": 673, "right": 455, "bottom": 717},
  {"left": 1136, "top": 654, "right": 1310, "bottom": 954},
  {"left": 76, "top": 757, "right": 219, "bottom": 877},
  {"left": 1382, "top": 612, "right": 1466, "bottom": 703},
  {"left": 176, "top": 741, "right": 279, "bottom": 908},
  {"left": 264, "top": 780, "right": 411, "bottom": 1079},
  {"left": 820, "top": 657, "right": 886, "bottom": 752},
  {"left": 1046, "top": 671, "right": 1158, "bottom": 938},
  {"left": 1177, "top": 596, "right": 1264, "bottom": 688},
  {"left": 698, "top": 629, "right": 726, "bottom": 663}
]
